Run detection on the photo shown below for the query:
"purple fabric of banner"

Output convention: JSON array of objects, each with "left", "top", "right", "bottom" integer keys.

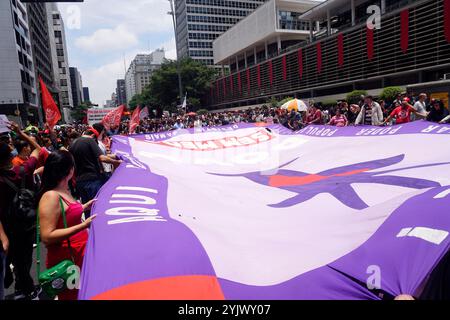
[{"left": 79, "top": 121, "right": 450, "bottom": 300}]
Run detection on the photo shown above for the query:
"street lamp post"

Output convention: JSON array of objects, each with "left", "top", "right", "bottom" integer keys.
[{"left": 168, "top": 0, "right": 184, "bottom": 106}]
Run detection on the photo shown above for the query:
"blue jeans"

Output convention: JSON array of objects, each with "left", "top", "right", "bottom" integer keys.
[
  {"left": 0, "top": 249, "right": 5, "bottom": 300},
  {"left": 77, "top": 179, "right": 104, "bottom": 217}
]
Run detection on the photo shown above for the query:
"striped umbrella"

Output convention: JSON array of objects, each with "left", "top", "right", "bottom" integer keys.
[{"left": 281, "top": 99, "right": 308, "bottom": 112}]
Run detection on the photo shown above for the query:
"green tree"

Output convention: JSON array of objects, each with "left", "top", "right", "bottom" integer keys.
[
  {"left": 321, "top": 99, "right": 338, "bottom": 109},
  {"left": 346, "top": 90, "right": 368, "bottom": 104},
  {"left": 267, "top": 97, "right": 278, "bottom": 108},
  {"left": 138, "top": 58, "right": 217, "bottom": 111},
  {"left": 197, "top": 109, "right": 209, "bottom": 115},
  {"left": 71, "top": 101, "right": 91, "bottom": 122},
  {"left": 379, "top": 86, "right": 403, "bottom": 103}
]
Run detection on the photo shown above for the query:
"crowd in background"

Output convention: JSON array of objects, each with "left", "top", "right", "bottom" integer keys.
[
  {"left": 122, "top": 93, "right": 449, "bottom": 134},
  {"left": 0, "top": 91, "right": 449, "bottom": 300}
]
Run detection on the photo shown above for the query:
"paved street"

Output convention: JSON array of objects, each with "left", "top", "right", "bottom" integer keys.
[{"left": 4, "top": 245, "right": 51, "bottom": 300}]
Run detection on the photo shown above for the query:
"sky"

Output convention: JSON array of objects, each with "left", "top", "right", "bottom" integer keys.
[{"left": 58, "top": 0, "right": 177, "bottom": 106}]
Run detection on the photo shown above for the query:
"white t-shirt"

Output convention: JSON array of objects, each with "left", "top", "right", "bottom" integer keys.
[
  {"left": 412, "top": 101, "right": 426, "bottom": 121},
  {"left": 98, "top": 139, "right": 113, "bottom": 173}
]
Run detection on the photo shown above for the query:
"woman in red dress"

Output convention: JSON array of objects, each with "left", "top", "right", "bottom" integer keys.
[{"left": 38, "top": 150, "right": 96, "bottom": 300}]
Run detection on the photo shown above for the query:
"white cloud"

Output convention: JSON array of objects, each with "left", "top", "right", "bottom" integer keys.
[
  {"left": 58, "top": 0, "right": 178, "bottom": 105},
  {"left": 81, "top": 43, "right": 174, "bottom": 106},
  {"left": 160, "top": 37, "right": 177, "bottom": 60},
  {"left": 59, "top": 0, "right": 173, "bottom": 35},
  {"left": 75, "top": 25, "right": 139, "bottom": 53},
  {"left": 81, "top": 50, "right": 139, "bottom": 106}
]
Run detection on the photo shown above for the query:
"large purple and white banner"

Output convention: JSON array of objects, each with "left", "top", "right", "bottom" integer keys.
[{"left": 79, "top": 121, "right": 450, "bottom": 300}]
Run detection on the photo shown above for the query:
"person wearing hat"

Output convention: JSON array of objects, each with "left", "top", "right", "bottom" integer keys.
[
  {"left": 69, "top": 123, "right": 122, "bottom": 212},
  {"left": 382, "top": 97, "right": 426, "bottom": 125}
]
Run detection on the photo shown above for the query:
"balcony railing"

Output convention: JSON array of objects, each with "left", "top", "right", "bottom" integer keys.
[{"left": 278, "top": 19, "right": 310, "bottom": 31}]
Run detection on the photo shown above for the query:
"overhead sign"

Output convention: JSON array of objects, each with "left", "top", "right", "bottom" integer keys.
[{"left": 87, "top": 108, "right": 115, "bottom": 126}]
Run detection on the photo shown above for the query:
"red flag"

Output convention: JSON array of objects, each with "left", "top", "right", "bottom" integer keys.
[
  {"left": 129, "top": 106, "right": 140, "bottom": 134},
  {"left": 268, "top": 60, "right": 273, "bottom": 86},
  {"left": 282, "top": 55, "right": 287, "bottom": 80},
  {"left": 246, "top": 68, "right": 250, "bottom": 92},
  {"left": 400, "top": 9, "right": 409, "bottom": 53},
  {"left": 445, "top": 0, "right": 450, "bottom": 43},
  {"left": 316, "top": 42, "right": 322, "bottom": 73},
  {"left": 39, "top": 77, "right": 61, "bottom": 129},
  {"left": 222, "top": 78, "right": 226, "bottom": 96},
  {"left": 298, "top": 48, "right": 303, "bottom": 79},
  {"left": 367, "top": 26, "right": 374, "bottom": 61},
  {"left": 237, "top": 72, "right": 242, "bottom": 93},
  {"left": 229, "top": 75, "right": 233, "bottom": 95},
  {"left": 139, "top": 106, "right": 149, "bottom": 120},
  {"left": 337, "top": 33, "right": 344, "bottom": 67},
  {"left": 102, "top": 105, "right": 124, "bottom": 130},
  {"left": 257, "top": 65, "right": 261, "bottom": 88}
]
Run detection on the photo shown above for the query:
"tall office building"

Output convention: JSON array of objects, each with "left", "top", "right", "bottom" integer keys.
[
  {"left": 125, "top": 49, "right": 165, "bottom": 103},
  {"left": 0, "top": 0, "right": 39, "bottom": 125},
  {"left": 174, "top": 0, "right": 268, "bottom": 67},
  {"left": 83, "top": 87, "right": 90, "bottom": 103},
  {"left": 26, "top": 1, "right": 57, "bottom": 124},
  {"left": 69, "top": 67, "right": 84, "bottom": 108},
  {"left": 46, "top": 3, "right": 73, "bottom": 111},
  {"left": 116, "top": 79, "right": 127, "bottom": 106}
]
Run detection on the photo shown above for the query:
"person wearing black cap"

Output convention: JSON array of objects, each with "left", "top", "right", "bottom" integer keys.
[{"left": 69, "top": 123, "right": 122, "bottom": 210}]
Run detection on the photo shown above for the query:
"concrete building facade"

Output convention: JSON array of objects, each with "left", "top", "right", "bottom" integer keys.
[
  {"left": 209, "top": 0, "right": 450, "bottom": 109},
  {"left": 46, "top": 3, "right": 73, "bottom": 112},
  {"left": 0, "top": 0, "right": 39, "bottom": 125},
  {"left": 125, "top": 49, "right": 165, "bottom": 103},
  {"left": 26, "top": 2, "right": 57, "bottom": 124},
  {"left": 174, "top": 0, "right": 268, "bottom": 67}
]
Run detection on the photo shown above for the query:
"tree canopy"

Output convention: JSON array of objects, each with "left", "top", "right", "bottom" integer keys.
[
  {"left": 71, "top": 101, "right": 92, "bottom": 122},
  {"left": 129, "top": 58, "right": 217, "bottom": 111}
]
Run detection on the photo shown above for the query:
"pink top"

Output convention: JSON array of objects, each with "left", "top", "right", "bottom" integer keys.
[
  {"left": 46, "top": 196, "right": 88, "bottom": 267},
  {"left": 329, "top": 115, "right": 348, "bottom": 127}
]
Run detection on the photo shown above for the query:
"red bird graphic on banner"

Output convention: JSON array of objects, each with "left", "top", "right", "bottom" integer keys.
[{"left": 39, "top": 77, "right": 61, "bottom": 129}]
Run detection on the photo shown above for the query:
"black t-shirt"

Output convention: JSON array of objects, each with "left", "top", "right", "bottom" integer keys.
[{"left": 70, "top": 136, "right": 103, "bottom": 182}]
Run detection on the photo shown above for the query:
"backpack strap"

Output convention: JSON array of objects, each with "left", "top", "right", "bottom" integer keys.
[
  {"left": 0, "top": 174, "right": 19, "bottom": 193},
  {"left": 19, "top": 165, "right": 26, "bottom": 190}
]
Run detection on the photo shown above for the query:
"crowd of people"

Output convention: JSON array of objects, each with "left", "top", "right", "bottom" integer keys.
[
  {"left": 0, "top": 92, "right": 449, "bottom": 300},
  {"left": 123, "top": 93, "right": 448, "bottom": 133}
]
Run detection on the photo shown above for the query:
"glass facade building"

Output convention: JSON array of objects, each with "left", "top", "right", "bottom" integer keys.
[{"left": 175, "top": 0, "right": 268, "bottom": 67}]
